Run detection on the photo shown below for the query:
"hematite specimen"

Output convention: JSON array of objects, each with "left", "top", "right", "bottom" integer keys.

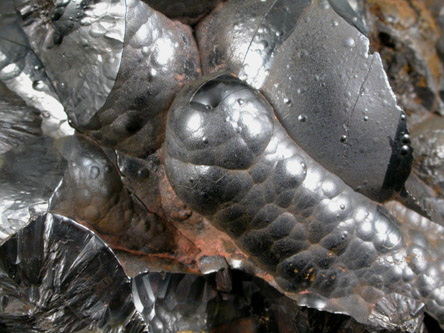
[
  {"left": 0, "top": 0, "right": 444, "bottom": 331},
  {"left": 0, "top": 213, "right": 147, "bottom": 332}
]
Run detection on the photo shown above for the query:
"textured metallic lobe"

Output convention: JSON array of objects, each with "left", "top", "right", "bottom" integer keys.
[
  {"left": 197, "top": 0, "right": 412, "bottom": 201},
  {"left": 0, "top": 0, "right": 72, "bottom": 139},
  {"left": 16, "top": 0, "right": 126, "bottom": 128},
  {"left": 16, "top": 0, "right": 201, "bottom": 157},
  {"left": 164, "top": 74, "right": 444, "bottom": 327},
  {"left": 86, "top": 0, "right": 201, "bottom": 157},
  {"left": 50, "top": 134, "right": 172, "bottom": 251}
]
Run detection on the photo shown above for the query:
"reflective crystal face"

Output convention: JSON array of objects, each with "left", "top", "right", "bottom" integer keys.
[{"left": 1, "top": 0, "right": 444, "bottom": 332}]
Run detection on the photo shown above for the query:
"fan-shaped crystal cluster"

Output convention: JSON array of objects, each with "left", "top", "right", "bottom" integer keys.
[{"left": 1, "top": 0, "right": 444, "bottom": 331}]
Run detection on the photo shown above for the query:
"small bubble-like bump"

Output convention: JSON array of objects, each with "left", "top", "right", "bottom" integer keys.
[
  {"left": 42, "top": 111, "right": 50, "bottom": 118},
  {"left": 298, "top": 115, "right": 307, "bottom": 122},
  {"left": 32, "top": 80, "right": 45, "bottom": 91},
  {"left": 90, "top": 166, "right": 100, "bottom": 179},
  {"left": 258, "top": 40, "right": 268, "bottom": 50},
  {"left": 137, "top": 168, "right": 149, "bottom": 179},
  {"left": 141, "top": 46, "right": 150, "bottom": 55},
  {"left": 321, "top": 179, "right": 338, "bottom": 198},
  {"left": 149, "top": 68, "right": 157, "bottom": 79},
  {"left": 344, "top": 37, "right": 355, "bottom": 48},
  {"left": 298, "top": 49, "right": 309, "bottom": 58},
  {"left": 237, "top": 99, "right": 244, "bottom": 105},
  {"left": 283, "top": 98, "right": 291, "bottom": 105},
  {"left": 340, "top": 135, "right": 347, "bottom": 143},
  {"left": 402, "top": 134, "right": 411, "bottom": 144},
  {"left": 332, "top": 20, "right": 339, "bottom": 27},
  {"left": 400, "top": 145, "right": 410, "bottom": 156},
  {"left": 363, "top": 116, "right": 369, "bottom": 121}
]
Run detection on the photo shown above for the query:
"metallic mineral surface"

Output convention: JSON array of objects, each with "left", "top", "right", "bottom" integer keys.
[
  {"left": 1, "top": 0, "right": 444, "bottom": 332},
  {"left": 164, "top": 73, "right": 444, "bottom": 328},
  {"left": 0, "top": 213, "right": 147, "bottom": 332}
]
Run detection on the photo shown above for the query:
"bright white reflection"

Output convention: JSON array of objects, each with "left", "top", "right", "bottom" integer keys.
[
  {"left": 240, "top": 111, "right": 263, "bottom": 138},
  {"left": 302, "top": 166, "right": 323, "bottom": 192},
  {"left": 4, "top": 71, "right": 74, "bottom": 138},
  {"left": 241, "top": 51, "right": 268, "bottom": 89},
  {"left": 186, "top": 112, "right": 202, "bottom": 133},
  {"left": 283, "top": 158, "right": 304, "bottom": 178},
  {"left": 154, "top": 38, "right": 174, "bottom": 66}
]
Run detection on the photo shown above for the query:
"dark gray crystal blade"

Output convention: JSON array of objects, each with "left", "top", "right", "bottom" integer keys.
[
  {"left": 0, "top": 136, "right": 66, "bottom": 241},
  {"left": 142, "top": 0, "right": 222, "bottom": 24},
  {"left": 0, "top": 213, "right": 148, "bottom": 332},
  {"left": 0, "top": 82, "right": 41, "bottom": 154}
]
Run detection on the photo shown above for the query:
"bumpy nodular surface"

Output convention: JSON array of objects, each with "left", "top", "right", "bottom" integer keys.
[
  {"left": 0, "top": 0, "right": 72, "bottom": 139},
  {"left": 87, "top": 0, "right": 201, "bottom": 157},
  {"left": 165, "top": 74, "right": 444, "bottom": 327},
  {"left": 16, "top": 0, "right": 201, "bottom": 157},
  {"left": 49, "top": 134, "right": 172, "bottom": 251},
  {"left": 197, "top": 0, "right": 412, "bottom": 202},
  {"left": 16, "top": 0, "right": 126, "bottom": 129}
]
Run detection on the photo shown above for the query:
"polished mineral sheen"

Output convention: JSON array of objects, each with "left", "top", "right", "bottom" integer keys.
[
  {"left": 1, "top": 0, "right": 444, "bottom": 331},
  {"left": 165, "top": 74, "right": 444, "bottom": 327}
]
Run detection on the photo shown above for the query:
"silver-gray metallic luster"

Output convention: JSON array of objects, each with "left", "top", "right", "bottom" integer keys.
[
  {"left": 0, "top": 136, "right": 66, "bottom": 242},
  {"left": 16, "top": 0, "right": 126, "bottom": 129},
  {"left": 133, "top": 268, "right": 376, "bottom": 332},
  {"left": 84, "top": 0, "right": 201, "bottom": 157},
  {"left": 0, "top": 82, "right": 41, "bottom": 154},
  {"left": 411, "top": 117, "right": 444, "bottom": 219},
  {"left": 16, "top": 0, "right": 202, "bottom": 157},
  {"left": 0, "top": 0, "right": 73, "bottom": 139},
  {"left": 327, "top": 0, "right": 367, "bottom": 35},
  {"left": 0, "top": 213, "right": 148, "bottom": 332},
  {"left": 197, "top": 0, "right": 412, "bottom": 202},
  {"left": 49, "top": 134, "right": 173, "bottom": 251},
  {"left": 164, "top": 73, "right": 444, "bottom": 328}
]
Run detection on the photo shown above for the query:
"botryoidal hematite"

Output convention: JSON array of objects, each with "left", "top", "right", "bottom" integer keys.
[{"left": 164, "top": 74, "right": 444, "bottom": 327}]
